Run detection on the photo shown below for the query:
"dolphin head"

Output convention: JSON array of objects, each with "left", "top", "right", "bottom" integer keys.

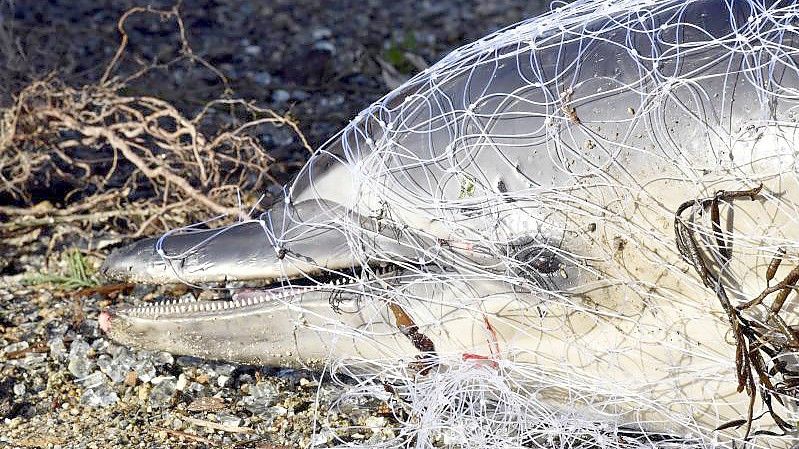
[{"left": 100, "top": 0, "right": 799, "bottom": 444}]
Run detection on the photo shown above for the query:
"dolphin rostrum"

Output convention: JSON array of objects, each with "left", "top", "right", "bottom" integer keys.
[{"left": 100, "top": 0, "right": 799, "bottom": 446}]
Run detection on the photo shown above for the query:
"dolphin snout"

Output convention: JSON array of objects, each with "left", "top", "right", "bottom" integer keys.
[{"left": 101, "top": 200, "right": 365, "bottom": 286}]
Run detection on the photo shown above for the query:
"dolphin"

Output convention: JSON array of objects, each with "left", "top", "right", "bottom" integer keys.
[{"left": 100, "top": 0, "right": 799, "bottom": 446}]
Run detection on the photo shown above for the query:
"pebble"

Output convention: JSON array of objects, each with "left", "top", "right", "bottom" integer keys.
[
  {"left": 312, "top": 429, "right": 334, "bottom": 446},
  {"left": 187, "top": 396, "right": 225, "bottom": 412},
  {"left": 98, "top": 350, "right": 135, "bottom": 383},
  {"left": 252, "top": 71, "right": 272, "bottom": 86},
  {"left": 124, "top": 371, "right": 137, "bottom": 387},
  {"left": 216, "top": 412, "right": 242, "bottom": 427},
  {"left": 16, "top": 351, "right": 47, "bottom": 368},
  {"left": 149, "top": 378, "right": 177, "bottom": 408},
  {"left": 242, "top": 381, "right": 278, "bottom": 413},
  {"left": 81, "top": 383, "right": 119, "bottom": 407},
  {"left": 137, "top": 384, "right": 150, "bottom": 402},
  {"left": 291, "top": 90, "right": 309, "bottom": 101},
  {"left": 171, "top": 417, "right": 183, "bottom": 430},
  {"left": 67, "top": 340, "right": 95, "bottom": 378},
  {"left": 3, "top": 341, "right": 29, "bottom": 355},
  {"left": 272, "top": 89, "right": 291, "bottom": 103},
  {"left": 269, "top": 405, "right": 288, "bottom": 417},
  {"left": 48, "top": 337, "right": 68, "bottom": 361},
  {"left": 217, "top": 375, "right": 230, "bottom": 388},
  {"left": 313, "top": 40, "right": 336, "bottom": 53},
  {"left": 132, "top": 358, "right": 156, "bottom": 383},
  {"left": 153, "top": 352, "right": 174, "bottom": 366},
  {"left": 365, "top": 416, "right": 387, "bottom": 431},
  {"left": 311, "top": 27, "right": 332, "bottom": 40},
  {"left": 244, "top": 44, "right": 262, "bottom": 56},
  {"left": 175, "top": 373, "right": 188, "bottom": 391},
  {"left": 78, "top": 371, "right": 107, "bottom": 389}
]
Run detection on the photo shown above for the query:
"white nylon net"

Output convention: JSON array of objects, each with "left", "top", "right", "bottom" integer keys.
[{"left": 156, "top": 0, "right": 799, "bottom": 447}]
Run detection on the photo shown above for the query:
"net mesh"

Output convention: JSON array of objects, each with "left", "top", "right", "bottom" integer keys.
[{"left": 157, "top": 0, "right": 799, "bottom": 447}]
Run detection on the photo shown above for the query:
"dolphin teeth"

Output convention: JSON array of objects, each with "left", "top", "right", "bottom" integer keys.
[{"left": 116, "top": 263, "right": 401, "bottom": 319}]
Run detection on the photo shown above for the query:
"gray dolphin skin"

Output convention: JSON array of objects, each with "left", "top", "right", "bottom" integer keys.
[{"left": 101, "top": 0, "right": 799, "bottom": 446}]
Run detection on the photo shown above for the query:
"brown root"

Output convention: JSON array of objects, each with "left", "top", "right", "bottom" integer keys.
[{"left": 0, "top": 6, "right": 312, "bottom": 237}]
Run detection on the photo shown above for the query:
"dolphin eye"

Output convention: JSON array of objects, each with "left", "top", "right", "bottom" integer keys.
[
  {"left": 527, "top": 248, "right": 562, "bottom": 274},
  {"left": 509, "top": 241, "right": 563, "bottom": 275},
  {"left": 521, "top": 247, "right": 562, "bottom": 274}
]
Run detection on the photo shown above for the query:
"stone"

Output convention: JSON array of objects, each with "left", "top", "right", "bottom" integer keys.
[
  {"left": 252, "top": 72, "right": 271, "bottom": 86},
  {"left": 67, "top": 340, "right": 94, "bottom": 378},
  {"left": 80, "top": 383, "right": 119, "bottom": 408},
  {"left": 175, "top": 373, "right": 188, "bottom": 391},
  {"left": 241, "top": 382, "right": 278, "bottom": 414},
  {"left": 13, "top": 382, "right": 25, "bottom": 396},
  {"left": 132, "top": 358, "right": 156, "bottom": 383},
  {"left": 3, "top": 341, "right": 29, "bottom": 355},
  {"left": 78, "top": 371, "right": 107, "bottom": 389},
  {"left": 216, "top": 412, "right": 241, "bottom": 428},
  {"left": 148, "top": 378, "right": 177, "bottom": 408},
  {"left": 272, "top": 89, "right": 290, "bottom": 103},
  {"left": 98, "top": 350, "right": 135, "bottom": 384},
  {"left": 47, "top": 337, "right": 67, "bottom": 361},
  {"left": 244, "top": 45, "right": 261, "bottom": 56}
]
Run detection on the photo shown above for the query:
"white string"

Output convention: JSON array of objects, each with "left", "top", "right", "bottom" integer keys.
[{"left": 150, "top": 0, "right": 799, "bottom": 447}]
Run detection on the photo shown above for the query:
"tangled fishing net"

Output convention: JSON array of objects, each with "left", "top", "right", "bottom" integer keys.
[{"left": 145, "top": 0, "right": 799, "bottom": 447}]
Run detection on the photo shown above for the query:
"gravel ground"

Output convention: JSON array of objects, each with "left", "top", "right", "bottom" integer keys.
[{"left": 0, "top": 1, "right": 550, "bottom": 447}]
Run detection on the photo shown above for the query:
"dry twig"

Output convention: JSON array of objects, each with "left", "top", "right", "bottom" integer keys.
[{"left": 0, "top": 6, "right": 312, "bottom": 237}]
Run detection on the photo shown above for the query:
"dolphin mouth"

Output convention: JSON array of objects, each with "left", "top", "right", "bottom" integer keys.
[
  {"left": 102, "top": 261, "right": 403, "bottom": 321},
  {"left": 97, "top": 260, "right": 411, "bottom": 366},
  {"left": 97, "top": 199, "right": 431, "bottom": 363}
]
